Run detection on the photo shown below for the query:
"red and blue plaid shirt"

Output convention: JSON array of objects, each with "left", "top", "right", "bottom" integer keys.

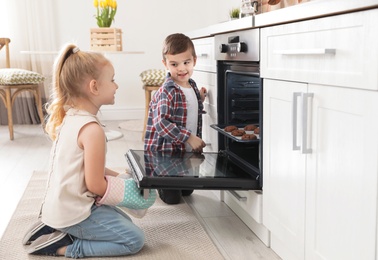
[{"left": 144, "top": 74, "right": 204, "bottom": 153}]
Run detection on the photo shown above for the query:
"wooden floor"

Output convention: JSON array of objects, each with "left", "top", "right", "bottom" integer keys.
[{"left": 0, "top": 121, "right": 280, "bottom": 260}]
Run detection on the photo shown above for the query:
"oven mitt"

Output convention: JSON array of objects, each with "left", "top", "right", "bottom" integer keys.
[
  {"left": 115, "top": 173, "right": 149, "bottom": 218},
  {"left": 96, "top": 175, "right": 156, "bottom": 210}
]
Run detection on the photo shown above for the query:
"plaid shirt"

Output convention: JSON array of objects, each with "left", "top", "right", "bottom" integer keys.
[{"left": 144, "top": 74, "right": 204, "bottom": 153}]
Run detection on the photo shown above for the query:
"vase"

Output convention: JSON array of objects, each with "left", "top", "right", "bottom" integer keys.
[{"left": 90, "top": 28, "right": 123, "bottom": 51}]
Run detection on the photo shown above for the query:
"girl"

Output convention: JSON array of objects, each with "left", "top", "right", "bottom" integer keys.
[{"left": 23, "top": 44, "right": 155, "bottom": 258}]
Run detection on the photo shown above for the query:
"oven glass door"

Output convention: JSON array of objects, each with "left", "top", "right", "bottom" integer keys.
[{"left": 125, "top": 149, "right": 260, "bottom": 190}]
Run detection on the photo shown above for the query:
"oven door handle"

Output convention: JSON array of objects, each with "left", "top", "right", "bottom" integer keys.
[{"left": 292, "top": 92, "right": 302, "bottom": 151}]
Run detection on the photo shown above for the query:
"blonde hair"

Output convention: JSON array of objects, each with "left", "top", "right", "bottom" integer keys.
[{"left": 44, "top": 44, "right": 110, "bottom": 140}]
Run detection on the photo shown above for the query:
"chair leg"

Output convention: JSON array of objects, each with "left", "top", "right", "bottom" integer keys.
[
  {"left": 5, "top": 89, "right": 14, "bottom": 140},
  {"left": 142, "top": 89, "right": 150, "bottom": 141},
  {"left": 34, "top": 87, "right": 44, "bottom": 126}
]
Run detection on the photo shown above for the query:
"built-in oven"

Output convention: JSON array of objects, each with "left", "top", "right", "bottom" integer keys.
[{"left": 126, "top": 29, "right": 262, "bottom": 192}]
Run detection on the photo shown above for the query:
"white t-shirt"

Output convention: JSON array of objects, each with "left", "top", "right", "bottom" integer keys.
[{"left": 180, "top": 86, "right": 198, "bottom": 152}]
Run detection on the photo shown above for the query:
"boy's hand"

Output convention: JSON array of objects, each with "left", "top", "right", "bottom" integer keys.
[
  {"left": 200, "top": 87, "right": 207, "bottom": 103},
  {"left": 187, "top": 134, "right": 206, "bottom": 153}
]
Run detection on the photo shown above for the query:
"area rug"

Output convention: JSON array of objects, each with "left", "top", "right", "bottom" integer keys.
[
  {"left": 0, "top": 171, "right": 224, "bottom": 260},
  {"left": 118, "top": 119, "right": 144, "bottom": 132}
]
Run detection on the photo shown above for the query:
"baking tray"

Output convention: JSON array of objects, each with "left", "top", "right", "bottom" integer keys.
[{"left": 210, "top": 124, "right": 260, "bottom": 143}]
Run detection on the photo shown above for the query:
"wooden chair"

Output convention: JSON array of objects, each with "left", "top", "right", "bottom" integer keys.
[
  {"left": 0, "top": 38, "right": 45, "bottom": 140},
  {"left": 139, "top": 69, "right": 166, "bottom": 140}
]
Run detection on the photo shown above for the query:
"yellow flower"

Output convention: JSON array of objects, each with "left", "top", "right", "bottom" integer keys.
[{"left": 94, "top": 0, "right": 117, "bottom": 27}]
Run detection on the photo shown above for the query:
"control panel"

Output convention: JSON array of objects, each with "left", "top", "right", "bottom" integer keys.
[{"left": 214, "top": 29, "right": 259, "bottom": 62}]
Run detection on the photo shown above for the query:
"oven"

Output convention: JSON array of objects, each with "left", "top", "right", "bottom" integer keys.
[
  {"left": 213, "top": 29, "right": 262, "bottom": 188},
  {"left": 126, "top": 29, "right": 262, "bottom": 192}
]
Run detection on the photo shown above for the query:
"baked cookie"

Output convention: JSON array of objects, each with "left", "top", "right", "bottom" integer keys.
[
  {"left": 224, "top": 125, "right": 238, "bottom": 132},
  {"left": 231, "top": 129, "right": 246, "bottom": 136},
  {"left": 244, "top": 124, "right": 257, "bottom": 131},
  {"left": 241, "top": 134, "right": 257, "bottom": 140},
  {"left": 253, "top": 127, "right": 260, "bottom": 134}
]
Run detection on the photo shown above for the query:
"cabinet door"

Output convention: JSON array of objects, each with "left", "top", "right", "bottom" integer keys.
[
  {"left": 305, "top": 85, "right": 378, "bottom": 260},
  {"left": 192, "top": 70, "right": 218, "bottom": 152},
  {"left": 263, "top": 79, "right": 307, "bottom": 260}
]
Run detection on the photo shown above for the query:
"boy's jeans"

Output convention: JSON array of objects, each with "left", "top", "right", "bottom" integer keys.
[{"left": 59, "top": 204, "right": 144, "bottom": 258}]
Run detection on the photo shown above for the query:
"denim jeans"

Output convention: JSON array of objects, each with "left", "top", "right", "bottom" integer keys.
[{"left": 59, "top": 204, "right": 144, "bottom": 258}]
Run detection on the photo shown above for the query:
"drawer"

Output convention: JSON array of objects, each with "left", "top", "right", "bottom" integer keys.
[
  {"left": 193, "top": 37, "right": 216, "bottom": 73},
  {"left": 223, "top": 190, "right": 263, "bottom": 223},
  {"left": 261, "top": 9, "right": 378, "bottom": 91}
]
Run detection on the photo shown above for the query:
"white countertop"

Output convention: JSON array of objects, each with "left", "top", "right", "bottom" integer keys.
[{"left": 187, "top": 0, "right": 378, "bottom": 39}]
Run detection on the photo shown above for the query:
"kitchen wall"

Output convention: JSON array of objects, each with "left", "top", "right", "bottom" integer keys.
[{"left": 53, "top": 0, "right": 240, "bottom": 120}]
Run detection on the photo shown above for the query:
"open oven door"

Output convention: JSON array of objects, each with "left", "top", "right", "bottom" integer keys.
[{"left": 125, "top": 149, "right": 261, "bottom": 191}]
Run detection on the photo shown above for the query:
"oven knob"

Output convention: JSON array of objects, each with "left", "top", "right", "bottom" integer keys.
[
  {"left": 219, "top": 44, "right": 228, "bottom": 53},
  {"left": 237, "top": 42, "right": 247, "bottom": 53}
]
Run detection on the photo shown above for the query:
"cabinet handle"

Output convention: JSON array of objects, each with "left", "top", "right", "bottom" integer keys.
[
  {"left": 228, "top": 190, "right": 247, "bottom": 201},
  {"left": 292, "top": 92, "right": 302, "bottom": 151},
  {"left": 199, "top": 53, "right": 209, "bottom": 57},
  {"left": 274, "top": 48, "right": 336, "bottom": 55},
  {"left": 302, "top": 93, "right": 314, "bottom": 154}
]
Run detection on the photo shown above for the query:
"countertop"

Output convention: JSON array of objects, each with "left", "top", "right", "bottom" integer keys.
[{"left": 186, "top": 0, "right": 378, "bottom": 39}]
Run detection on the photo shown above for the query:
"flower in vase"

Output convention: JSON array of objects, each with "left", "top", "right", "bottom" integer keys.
[{"left": 94, "top": 0, "right": 117, "bottom": 27}]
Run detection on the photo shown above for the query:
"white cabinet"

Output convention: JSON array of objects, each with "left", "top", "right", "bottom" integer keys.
[
  {"left": 263, "top": 79, "right": 378, "bottom": 260},
  {"left": 192, "top": 37, "right": 218, "bottom": 152},
  {"left": 262, "top": 8, "right": 378, "bottom": 260},
  {"left": 261, "top": 9, "right": 378, "bottom": 91}
]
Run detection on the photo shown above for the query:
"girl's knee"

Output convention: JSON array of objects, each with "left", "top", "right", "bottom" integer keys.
[{"left": 129, "top": 230, "right": 145, "bottom": 254}]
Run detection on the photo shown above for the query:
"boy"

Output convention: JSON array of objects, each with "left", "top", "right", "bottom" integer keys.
[{"left": 144, "top": 33, "right": 207, "bottom": 204}]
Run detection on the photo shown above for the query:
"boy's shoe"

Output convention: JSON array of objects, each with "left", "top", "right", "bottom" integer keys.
[
  {"left": 22, "top": 219, "right": 55, "bottom": 245},
  {"left": 181, "top": 189, "right": 194, "bottom": 196},
  {"left": 26, "top": 231, "right": 73, "bottom": 256},
  {"left": 158, "top": 189, "right": 182, "bottom": 204}
]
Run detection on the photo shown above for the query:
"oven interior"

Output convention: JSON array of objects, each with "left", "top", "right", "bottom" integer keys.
[{"left": 212, "top": 60, "right": 262, "bottom": 188}]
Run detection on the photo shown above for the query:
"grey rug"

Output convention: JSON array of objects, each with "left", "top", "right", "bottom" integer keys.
[{"left": 0, "top": 171, "right": 224, "bottom": 260}]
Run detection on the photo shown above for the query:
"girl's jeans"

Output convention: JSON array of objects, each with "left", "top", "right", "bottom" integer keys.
[{"left": 59, "top": 204, "right": 145, "bottom": 258}]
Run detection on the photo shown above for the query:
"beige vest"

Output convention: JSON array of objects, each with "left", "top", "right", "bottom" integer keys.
[{"left": 41, "top": 109, "right": 102, "bottom": 228}]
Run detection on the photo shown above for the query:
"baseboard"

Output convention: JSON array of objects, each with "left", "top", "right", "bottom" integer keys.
[{"left": 98, "top": 107, "right": 144, "bottom": 121}]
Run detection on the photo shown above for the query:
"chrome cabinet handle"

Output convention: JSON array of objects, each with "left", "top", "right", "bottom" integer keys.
[
  {"left": 301, "top": 93, "right": 314, "bottom": 154},
  {"left": 274, "top": 48, "right": 336, "bottom": 55},
  {"left": 228, "top": 190, "right": 247, "bottom": 202},
  {"left": 292, "top": 92, "right": 302, "bottom": 151},
  {"left": 199, "top": 53, "right": 209, "bottom": 57}
]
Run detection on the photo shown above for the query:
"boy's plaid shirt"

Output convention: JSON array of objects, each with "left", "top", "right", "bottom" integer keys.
[{"left": 144, "top": 75, "right": 204, "bottom": 153}]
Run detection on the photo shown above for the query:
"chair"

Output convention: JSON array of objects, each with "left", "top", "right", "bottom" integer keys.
[
  {"left": 0, "top": 38, "right": 45, "bottom": 140},
  {"left": 139, "top": 69, "right": 166, "bottom": 140}
]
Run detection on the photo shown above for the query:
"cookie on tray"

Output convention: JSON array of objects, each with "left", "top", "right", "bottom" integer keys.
[
  {"left": 224, "top": 125, "right": 238, "bottom": 132},
  {"left": 244, "top": 124, "right": 257, "bottom": 131},
  {"left": 231, "top": 129, "right": 246, "bottom": 136},
  {"left": 241, "top": 134, "right": 257, "bottom": 140}
]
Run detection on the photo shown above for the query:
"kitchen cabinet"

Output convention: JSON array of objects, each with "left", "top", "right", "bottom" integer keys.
[
  {"left": 262, "top": 9, "right": 378, "bottom": 260},
  {"left": 192, "top": 37, "right": 218, "bottom": 152}
]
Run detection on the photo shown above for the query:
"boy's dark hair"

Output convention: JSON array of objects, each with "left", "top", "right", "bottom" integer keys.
[{"left": 162, "top": 33, "right": 196, "bottom": 60}]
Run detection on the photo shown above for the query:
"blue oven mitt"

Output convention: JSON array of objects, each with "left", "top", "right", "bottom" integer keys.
[{"left": 96, "top": 175, "right": 156, "bottom": 209}]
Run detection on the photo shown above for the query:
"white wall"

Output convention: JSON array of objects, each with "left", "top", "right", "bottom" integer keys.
[{"left": 53, "top": 0, "right": 240, "bottom": 120}]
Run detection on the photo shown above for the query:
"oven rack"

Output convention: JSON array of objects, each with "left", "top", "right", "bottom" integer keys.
[{"left": 210, "top": 124, "right": 260, "bottom": 143}]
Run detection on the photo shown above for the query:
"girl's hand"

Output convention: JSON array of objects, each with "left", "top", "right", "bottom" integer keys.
[{"left": 200, "top": 87, "right": 207, "bottom": 102}]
